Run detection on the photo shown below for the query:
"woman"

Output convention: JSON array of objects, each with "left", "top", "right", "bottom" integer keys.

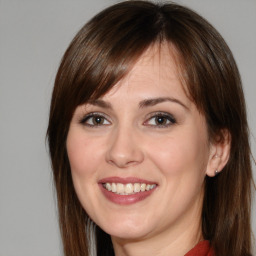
[{"left": 47, "top": 1, "right": 254, "bottom": 255}]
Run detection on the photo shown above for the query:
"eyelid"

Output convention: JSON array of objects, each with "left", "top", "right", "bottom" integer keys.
[
  {"left": 143, "top": 111, "right": 176, "bottom": 127},
  {"left": 79, "top": 112, "right": 111, "bottom": 126},
  {"left": 78, "top": 111, "right": 176, "bottom": 128}
]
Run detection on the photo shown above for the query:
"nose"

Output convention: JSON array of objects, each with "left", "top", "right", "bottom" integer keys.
[{"left": 106, "top": 126, "right": 144, "bottom": 168}]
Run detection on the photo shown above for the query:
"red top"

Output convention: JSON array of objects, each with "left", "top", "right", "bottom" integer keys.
[{"left": 185, "top": 241, "right": 214, "bottom": 256}]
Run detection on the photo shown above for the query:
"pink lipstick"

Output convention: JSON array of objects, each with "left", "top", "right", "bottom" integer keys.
[{"left": 98, "top": 176, "right": 157, "bottom": 205}]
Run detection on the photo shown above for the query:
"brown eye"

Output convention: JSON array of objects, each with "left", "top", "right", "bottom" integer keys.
[
  {"left": 144, "top": 113, "right": 176, "bottom": 128},
  {"left": 155, "top": 116, "right": 168, "bottom": 125},
  {"left": 80, "top": 113, "right": 111, "bottom": 126},
  {"left": 92, "top": 116, "right": 105, "bottom": 125}
]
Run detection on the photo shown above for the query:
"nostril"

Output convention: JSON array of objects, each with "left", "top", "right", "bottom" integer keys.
[{"left": 106, "top": 158, "right": 141, "bottom": 168}]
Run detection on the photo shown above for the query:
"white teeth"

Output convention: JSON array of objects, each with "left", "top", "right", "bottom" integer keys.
[
  {"left": 146, "top": 184, "right": 155, "bottom": 191},
  {"left": 134, "top": 183, "right": 141, "bottom": 193},
  {"left": 125, "top": 183, "right": 133, "bottom": 194},
  {"left": 111, "top": 183, "right": 117, "bottom": 192},
  {"left": 106, "top": 183, "right": 111, "bottom": 191},
  {"left": 103, "top": 182, "right": 156, "bottom": 195},
  {"left": 116, "top": 183, "right": 124, "bottom": 194},
  {"left": 141, "top": 183, "right": 146, "bottom": 192}
]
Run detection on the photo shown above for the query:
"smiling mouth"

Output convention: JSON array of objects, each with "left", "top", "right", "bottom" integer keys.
[{"left": 102, "top": 182, "right": 157, "bottom": 195}]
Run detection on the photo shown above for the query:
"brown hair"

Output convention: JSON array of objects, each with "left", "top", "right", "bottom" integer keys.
[{"left": 47, "top": 1, "right": 254, "bottom": 255}]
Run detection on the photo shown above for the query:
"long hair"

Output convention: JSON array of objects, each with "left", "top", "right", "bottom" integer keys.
[{"left": 47, "top": 1, "right": 254, "bottom": 255}]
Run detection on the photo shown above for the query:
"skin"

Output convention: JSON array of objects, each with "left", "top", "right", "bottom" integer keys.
[{"left": 66, "top": 44, "right": 229, "bottom": 256}]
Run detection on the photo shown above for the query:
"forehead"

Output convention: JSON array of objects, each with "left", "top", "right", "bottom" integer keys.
[
  {"left": 106, "top": 43, "right": 187, "bottom": 99},
  {"left": 130, "top": 43, "right": 179, "bottom": 77}
]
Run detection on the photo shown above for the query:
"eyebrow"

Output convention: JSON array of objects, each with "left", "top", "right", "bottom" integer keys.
[
  {"left": 88, "top": 97, "right": 188, "bottom": 110},
  {"left": 88, "top": 99, "right": 112, "bottom": 109},
  {"left": 139, "top": 97, "right": 189, "bottom": 110}
]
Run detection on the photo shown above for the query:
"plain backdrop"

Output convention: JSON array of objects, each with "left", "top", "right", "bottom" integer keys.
[{"left": 0, "top": 1, "right": 255, "bottom": 255}]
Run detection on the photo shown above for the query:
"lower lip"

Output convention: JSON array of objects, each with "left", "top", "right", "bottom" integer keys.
[{"left": 99, "top": 184, "right": 156, "bottom": 205}]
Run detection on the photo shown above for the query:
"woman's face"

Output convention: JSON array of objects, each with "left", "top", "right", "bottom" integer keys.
[{"left": 67, "top": 45, "right": 213, "bottom": 241}]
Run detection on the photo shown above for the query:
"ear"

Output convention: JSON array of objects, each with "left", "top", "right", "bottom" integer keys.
[{"left": 206, "top": 129, "right": 231, "bottom": 177}]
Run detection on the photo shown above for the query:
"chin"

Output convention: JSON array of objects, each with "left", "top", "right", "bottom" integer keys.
[
  {"left": 106, "top": 227, "right": 150, "bottom": 241},
  {"left": 99, "top": 216, "right": 155, "bottom": 240}
]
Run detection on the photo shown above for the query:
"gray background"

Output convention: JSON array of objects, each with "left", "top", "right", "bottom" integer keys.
[{"left": 0, "top": 0, "right": 255, "bottom": 255}]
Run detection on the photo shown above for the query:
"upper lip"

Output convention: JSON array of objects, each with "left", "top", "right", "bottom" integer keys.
[{"left": 98, "top": 176, "right": 157, "bottom": 185}]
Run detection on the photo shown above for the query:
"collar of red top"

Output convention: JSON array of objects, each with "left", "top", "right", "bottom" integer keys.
[{"left": 185, "top": 240, "right": 214, "bottom": 256}]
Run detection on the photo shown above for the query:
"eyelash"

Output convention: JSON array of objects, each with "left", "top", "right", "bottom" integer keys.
[
  {"left": 79, "top": 112, "right": 111, "bottom": 127},
  {"left": 79, "top": 112, "right": 176, "bottom": 128},
  {"left": 144, "top": 112, "right": 176, "bottom": 128}
]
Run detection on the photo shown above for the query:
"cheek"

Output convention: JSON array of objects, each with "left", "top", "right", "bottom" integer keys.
[
  {"left": 66, "top": 131, "right": 103, "bottom": 177},
  {"left": 145, "top": 127, "right": 209, "bottom": 223},
  {"left": 66, "top": 131, "right": 103, "bottom": 216},
  {"left": 147, "top": 125, "right": 209, "bottom": 178}
]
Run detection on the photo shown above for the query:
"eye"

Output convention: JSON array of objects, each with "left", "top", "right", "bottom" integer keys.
[
  {"left": 144, "top": 112, "right": 176, "bottom": 128},
  {"left": 80, "top": 113, "right": 111, "bottom": 127}
]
